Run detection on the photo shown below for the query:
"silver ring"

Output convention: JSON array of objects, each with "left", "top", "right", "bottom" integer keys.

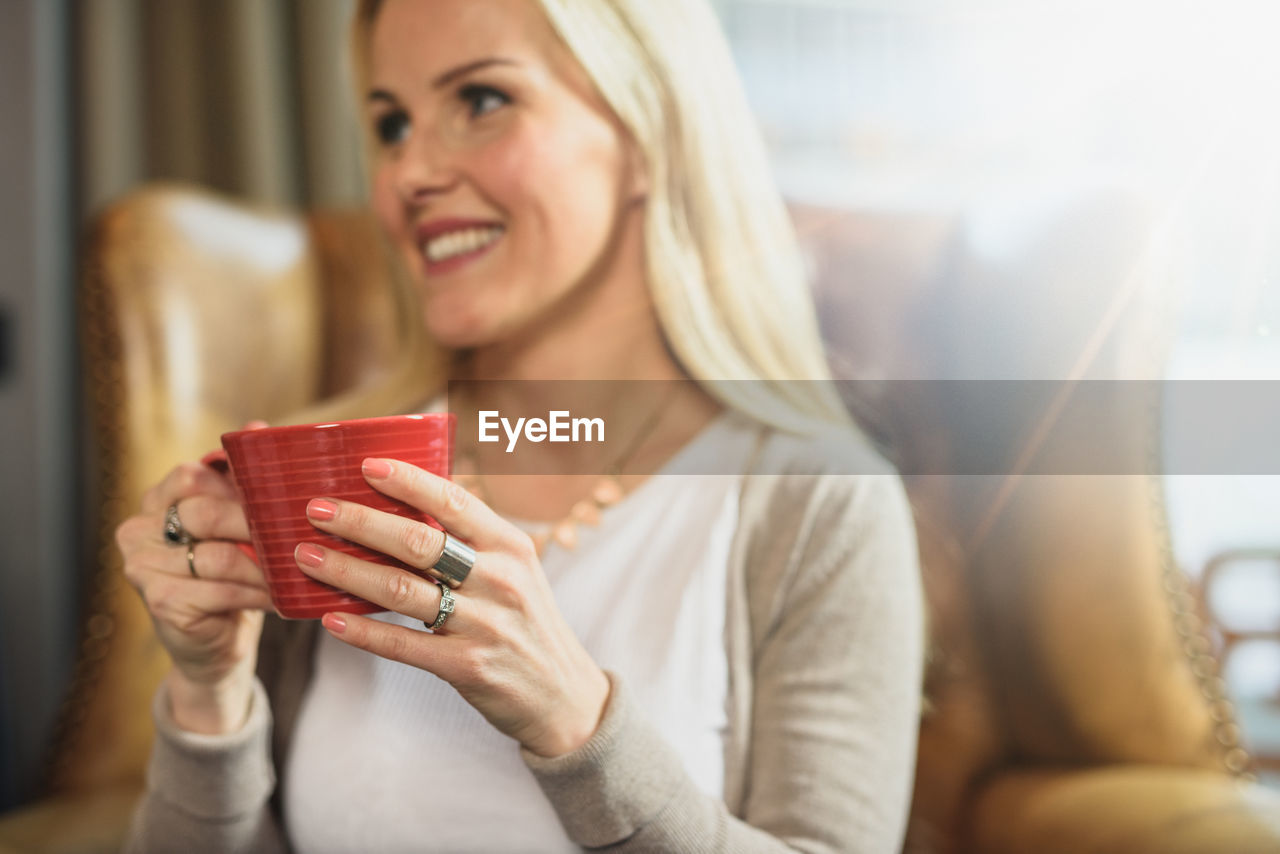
[
  {"left": 186, "top": 544, "right": 199, "bottom": 578},
  {"left": 429, "top": 534, "right": 475, "bottom": 589},
  {"left": 164, "top": 503, "right": 193, "bottom": 546},
  {"left": 426, "top": 584, "right": 455, "bottom": 631}
]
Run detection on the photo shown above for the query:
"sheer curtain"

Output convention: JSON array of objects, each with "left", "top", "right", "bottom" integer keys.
[{"left": 76, "top": 0, "right": 365, "bottom": 218}]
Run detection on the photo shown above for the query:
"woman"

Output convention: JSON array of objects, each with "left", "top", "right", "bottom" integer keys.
[{"left": 119, "top": 0, "right": 924, "bottom": 851}]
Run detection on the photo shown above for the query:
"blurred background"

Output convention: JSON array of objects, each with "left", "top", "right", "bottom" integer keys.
[{"left": 1, "top": 0, "right": 1278, "bottom": 812}]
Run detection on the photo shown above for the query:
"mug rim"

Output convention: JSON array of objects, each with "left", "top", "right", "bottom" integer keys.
[{"left": 221, "top": 412, "right": 454, "bottom": 445}]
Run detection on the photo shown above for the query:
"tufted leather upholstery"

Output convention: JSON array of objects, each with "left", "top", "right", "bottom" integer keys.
[{"left": 0, "top": 184, "right": 1276, "bottom": 853}]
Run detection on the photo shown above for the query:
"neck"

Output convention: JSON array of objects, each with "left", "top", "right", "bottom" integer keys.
[{"left": 461, "top": 292, "right": 682, "bottom": 385}]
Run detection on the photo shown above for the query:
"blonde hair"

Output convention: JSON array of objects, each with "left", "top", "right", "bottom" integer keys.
[{"left": 351, "top": 0, "right": 850, "bottom": 433}]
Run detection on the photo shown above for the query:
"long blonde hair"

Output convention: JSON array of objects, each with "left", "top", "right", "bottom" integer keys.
[{"left": 350, "top": 0, "right": 850, "bottom": 433}]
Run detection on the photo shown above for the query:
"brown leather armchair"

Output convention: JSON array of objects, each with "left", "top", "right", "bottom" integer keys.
[{"left": 1, "top": 184, "right": 1276, "bottom": 853}]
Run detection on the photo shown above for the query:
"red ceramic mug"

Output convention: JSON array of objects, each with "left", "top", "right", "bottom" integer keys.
[{"left": 203, "top": 413, "right": 456, "bottom": 620}]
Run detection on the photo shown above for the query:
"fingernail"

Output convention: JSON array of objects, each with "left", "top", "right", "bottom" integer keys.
[
  {"left": 322, "top": 612, "right": 347, "bottom": 634},
  {"left": 307, "top": 498, "right": 338, "bottom": 522},
  {"left": 295, "top": 542, "right": 325, "bottom": 568},
  {"left": 362, "top": 458, "right": 393, "bottom": 479}
]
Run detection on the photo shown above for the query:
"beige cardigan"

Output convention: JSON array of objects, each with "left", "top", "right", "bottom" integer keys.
[{"left": 125, "top": 431, "right": 924, "bottom": 853}]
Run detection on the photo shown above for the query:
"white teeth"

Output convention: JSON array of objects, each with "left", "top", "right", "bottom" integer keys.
[{"left": 422, "top": 226, "right": 503, "bottom": 263}]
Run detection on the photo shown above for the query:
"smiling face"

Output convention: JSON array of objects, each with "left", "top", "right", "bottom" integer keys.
[{"left": 364, "top": 0, "right": 646, "bottom": 350}]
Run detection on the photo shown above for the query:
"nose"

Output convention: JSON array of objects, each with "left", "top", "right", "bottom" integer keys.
[{"left": 389, "top": 132, "right": 457, "bottom": 206}]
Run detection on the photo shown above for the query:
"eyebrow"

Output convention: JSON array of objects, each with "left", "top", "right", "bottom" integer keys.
[{"left": 367, "top": 57, "right": 520, "bottom": 104}]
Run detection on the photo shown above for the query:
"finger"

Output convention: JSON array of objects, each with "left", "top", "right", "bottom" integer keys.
[
  {"left": 361, "top": 459, "right": 527, "bottom": 553},
  {"left": 141, "top": 459, "right": 239, "bottom": 515},
  {"left": 320, "top": 610, "right": 467, "bottom": 678},
  {"left": 126, "top": 547, "right": 268, "bottom": 595},
  {"left": 117, "top": 513, "right": 165, "bottom": 560},
  {"left": 294, "top": 542, "right": 464, "bottom": 628},
  {"left": 178, "top": 541, "right": 267, "bottom": 587},
  {"left": 304, "top": 497, "right": 456, "bottom": 577},
  {"left": 138, "top": 569, "right": 274, "bottom": 617},
  {"left": 170, "top": 494, "right": 251, "bottom": 542}
]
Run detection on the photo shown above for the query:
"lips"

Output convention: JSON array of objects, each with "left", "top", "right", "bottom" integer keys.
[{"left": 415, "top": 219, "right": 505, "bottom": 271}]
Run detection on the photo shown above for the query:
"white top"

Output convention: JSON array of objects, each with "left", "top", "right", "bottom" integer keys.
[{"left": 283, "top": 412, "right": 761, "bottom": 853}]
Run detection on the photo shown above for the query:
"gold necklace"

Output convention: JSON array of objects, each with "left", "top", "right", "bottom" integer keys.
[{"left": 451, "top": 389, "right": 672, "bottom": 556}]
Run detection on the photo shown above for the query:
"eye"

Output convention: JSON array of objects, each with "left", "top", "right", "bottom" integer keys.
[
  {"left": 373, "top": 110, "right": 410, "bottom": 146},
  {"left": 459, "top": 84, "right": 510, "bottom": 119}
]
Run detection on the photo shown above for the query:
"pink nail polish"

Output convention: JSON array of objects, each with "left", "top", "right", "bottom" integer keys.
[
  {"left": 295, "top": 542, "right": 325, "bottom": 567},
  {"left": 363, "top": 458, "right": 393, "bottom": 479},
  {"left": 307, "top": 498, "right": 338, "bottom": 521},
  {"left": 322, "top": 612, "right": 347, "bottom": 633}
]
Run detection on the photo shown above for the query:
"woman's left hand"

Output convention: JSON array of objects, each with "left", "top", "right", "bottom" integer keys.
[{"left": 294, "top": 457, "right": 611, "bottom": 758}]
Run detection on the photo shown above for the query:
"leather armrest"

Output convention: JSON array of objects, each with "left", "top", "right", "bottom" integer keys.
[
  {"left": 971, "top": 765, "right": 1280, "bottom": 854},
  {"left": 0, "top": 783, "right": 141, "bottom": 854}
]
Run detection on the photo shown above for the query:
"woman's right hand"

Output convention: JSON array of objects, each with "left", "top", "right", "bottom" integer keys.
[{"left": 117, "top": 443, "right": 273, "bottom": 735}]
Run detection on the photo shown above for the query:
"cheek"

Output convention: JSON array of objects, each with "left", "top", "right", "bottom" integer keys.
[
  {"left": 481, "top": 123, "right": 626, "bottom": 257},
  {"left": 474, "top": 136, "right": 550, "bottom": 214},
  {"left": 486, "top": 110, "right": 625, "bottom": 209}
]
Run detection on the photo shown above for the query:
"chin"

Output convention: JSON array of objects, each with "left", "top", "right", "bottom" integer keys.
[{"left": 420, "top": 300, "right": 507, "bottom": 351}]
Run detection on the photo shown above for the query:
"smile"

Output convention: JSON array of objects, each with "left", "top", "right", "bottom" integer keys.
[{"left": 420, "top": 226, "right": 504, "bottom": 264}]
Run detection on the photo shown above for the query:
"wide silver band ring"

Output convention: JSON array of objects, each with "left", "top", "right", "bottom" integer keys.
[
  {"left": 426, "top": 584, "right": 455, "bottom": 631},
  {"left": 164, "top": 503, "right": 193, "bottom": 546},
  {"left": 428, "top": 534, "right": 475, "bottom": 589}
]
